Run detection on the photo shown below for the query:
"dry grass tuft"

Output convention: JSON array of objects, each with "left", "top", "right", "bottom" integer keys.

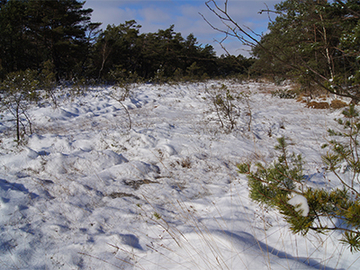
[
  {"left": 306, "top": 101, "right": 330, "bottom": 109},
  {"left": 304, "top": 99, "right": 349, "bottom": 109},
  {"left": 180, "top": 157, "right": 192, "bottom": 168},
  {"left": 330, "top": 99, "right": 349, "bottom": 109},
  {"left": 319, "top": 94, "right": 330, "bottom": 101},
  {"left": 296, "top": 93, "right": 310, "bottom": 103}
]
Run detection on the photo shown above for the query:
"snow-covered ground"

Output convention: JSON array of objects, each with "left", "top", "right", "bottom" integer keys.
[{"left": 0, "top": 80, "right": 358, "bottom": 269}]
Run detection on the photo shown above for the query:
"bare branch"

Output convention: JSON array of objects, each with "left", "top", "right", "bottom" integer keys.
[
  {"left": 203, "top": 0, "right": 360, "bottom": 103},
  {"left": 335, "top": 0, "right": 360, "bottom": 18},
  {"left": 109, "top": 87, "right": 132, "bottom": 130}
]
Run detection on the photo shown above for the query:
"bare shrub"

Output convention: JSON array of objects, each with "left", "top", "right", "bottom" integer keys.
[
  {"left": 204, "top": 83, "right": 252, "bottom": 133},
  {"left": 0, "top": 69, "right": 40, "bottom": 143}
]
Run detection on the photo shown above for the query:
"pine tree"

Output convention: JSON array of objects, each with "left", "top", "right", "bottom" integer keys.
[
  {"left": 239, "top": 107, "right": 360, "bottom": 252},
  {"left": 251, "top": 0, "right": 360, "bottom": 101},
  {"left": 0, "top": 0, "right": 96, "bottom": 80}
]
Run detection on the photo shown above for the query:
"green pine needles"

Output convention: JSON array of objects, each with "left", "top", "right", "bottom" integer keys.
[{"left": 239, "top": 106, "right": 360, "bottom": 252}]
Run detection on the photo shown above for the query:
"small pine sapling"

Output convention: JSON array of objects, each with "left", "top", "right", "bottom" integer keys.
[
  {"left": 321, "top": 104, "right": 360, "bottom": 252},
  {"left": 40, "top": 60, "right": 57, "bottom": 106},
  {"left": 214, "top": 86, "right": 236, "bottom": 130},
  {"left": 110, "top": 83, "right": 132, "bottom": 130},
  {"left": 322, "top": 104, "right": 360, "bottom": 190},
  {"left": 238, "top": 115, "right": 360, "bottom": 252},
  {"left": 206, "top": 84, "right": 240, "bottom": 131},
  {"left": 238, "top": 137, "right": 308, "bottom": 216},
  {"left": 0, "top": 69, "right": 40, "bottom": 143}
]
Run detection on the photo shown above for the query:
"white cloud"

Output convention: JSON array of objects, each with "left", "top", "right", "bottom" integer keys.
[
  {"left": 139, "top": 7, "right": 172, "bottom": 23},
  {"left": 85, "top": 1, "right": 137, "bottom": 27},
  {"left": 137, "top": 7, "right": 173, "bottom": 32}
]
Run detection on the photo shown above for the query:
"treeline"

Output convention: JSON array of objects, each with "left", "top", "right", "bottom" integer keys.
[
  {"left": 0, "top": 0, "right": 253, "bottom": 84},
  {"left": 3, "top": 0, "right": 358, "bottom": 99}
]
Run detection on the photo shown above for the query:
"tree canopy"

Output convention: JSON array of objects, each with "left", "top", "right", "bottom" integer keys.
[
  {"left": 252, "top": 0, "right": 360, "bottom": 101},
  {"left": 0, "top": 0, "right": 95, "bottom": 80},
  {"left": 0, "top": 0, "right": 252, "bottom": 83}
]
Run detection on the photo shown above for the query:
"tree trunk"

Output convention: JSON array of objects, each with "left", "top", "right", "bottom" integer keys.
[{"left": 16, "top": 104, "right": 20, "bottom": 143}]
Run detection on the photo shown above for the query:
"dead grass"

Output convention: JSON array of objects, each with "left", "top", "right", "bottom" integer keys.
[
  {"left": 304, "top": 99, "right": 349, "bottom": 110},
  {"left": 181, "top": 157, "right": 192, "bottom": 168},
  {"left": 123, "top": 179, "right": 159, "bottom": 190},
  {"left": 296, "top": 94, "right": 310, "bottom": 103},
  {"left": 108, "top": 192, "right": 140, "bottom": 200},
  {"left": 330, "top": 99, "right": 349, "bottom": 109},
  {"left": 306, "top": 101, "right": 330, "bottom": 109}
]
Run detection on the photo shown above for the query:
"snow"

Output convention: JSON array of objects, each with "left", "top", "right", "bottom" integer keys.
[
  {"left": 288, "top": 193, "right": 309, "bottom": 217},
  {"left": 0, "top": 80, "right": 359, "bottom": 269}
]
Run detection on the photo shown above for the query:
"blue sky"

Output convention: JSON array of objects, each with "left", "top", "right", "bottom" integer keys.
[{"left": 84, "top": 0, "right": 282, "bottom": 57}]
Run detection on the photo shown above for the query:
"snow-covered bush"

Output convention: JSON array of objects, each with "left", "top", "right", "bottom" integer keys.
[
  {"left": 271, "top": 89, "right": 297, "bottom": 99},
  {"left": 239, "top": 106, "right": 360, "bottom": 252}
]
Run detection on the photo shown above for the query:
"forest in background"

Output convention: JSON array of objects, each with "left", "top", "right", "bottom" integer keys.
[
  {"left": 0, "top": 0, "right": 359, "bottom": 97},
  {"left": 0, "top": 0, "right": 254, "bottom": 84}
]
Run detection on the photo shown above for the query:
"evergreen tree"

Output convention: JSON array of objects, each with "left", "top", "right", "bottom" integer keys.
[
  {"left": 252, "top": 0, "right": 360, "bottom": 101},
  {"left": 0, "top": 0, "right": 96, "bottom": 80},
  {"left": 93, "top": 20, "right": 141, "bottom": 81},
  {"left": 27, "top": 0, "right": 95, "bottom": 80},
  {"left": 0, "top": 0, "right": 36, "bottom": 74},
  {"left": 217, "top": 54, "right": 254, "bottom": 78},
  {"left": 138, "top": 25, "right": 184, "bottom": 80},
  {"left": 180, "top": 33, "right": 217, "bottom": 78},
  {"left": 238, "top": 107, "right": 360, "bottom": 252}
]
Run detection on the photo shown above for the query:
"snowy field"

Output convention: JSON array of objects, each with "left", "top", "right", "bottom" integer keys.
[{"left": 0, "top": 80, "right": 359, "bottom": 269}]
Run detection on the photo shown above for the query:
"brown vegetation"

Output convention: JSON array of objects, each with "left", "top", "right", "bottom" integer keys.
[
  {"left": 330, "top": 99, "right": 349, "bottom": 109},
  {"left": 306, "top": 101, "right": 330, "bottom": 109},
  {"left": 305, "top": 99, "right": 349, "bottom": 109}
]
